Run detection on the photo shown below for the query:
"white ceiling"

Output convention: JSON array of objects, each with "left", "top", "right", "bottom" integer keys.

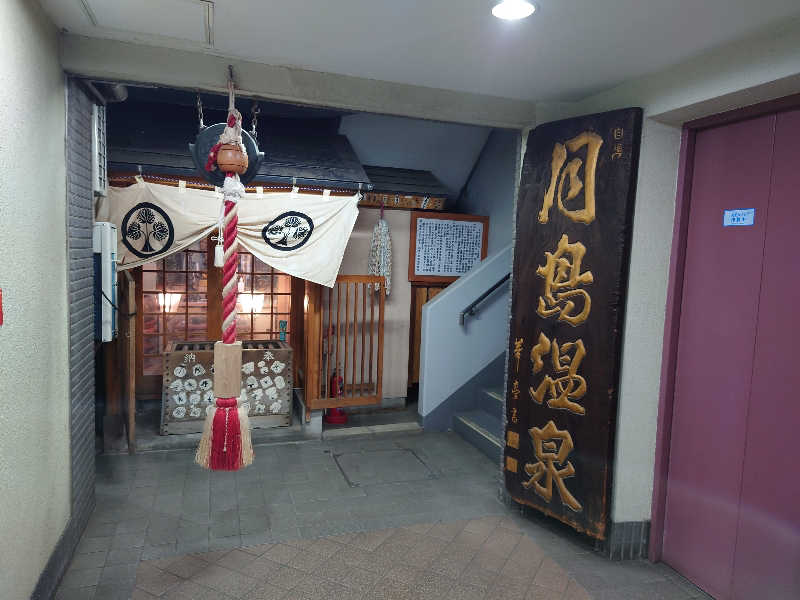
[{"left": 42, "top": 0, "right": 800, "bottom": 101}]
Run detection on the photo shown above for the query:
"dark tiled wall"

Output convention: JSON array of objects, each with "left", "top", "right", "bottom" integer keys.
[
  {"left": 33, "top": 78, "right": 97, "bottom": 599},
  {"left": 67, "top": 78, "right": 96, "bottom": 526},
  {"left": 597, "top": 520, "right": 651, "bottom": 560}
]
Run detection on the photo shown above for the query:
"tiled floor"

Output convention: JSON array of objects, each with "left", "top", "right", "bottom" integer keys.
[{"left": 56, "top": 431, "right": 709, "bottom": 599}]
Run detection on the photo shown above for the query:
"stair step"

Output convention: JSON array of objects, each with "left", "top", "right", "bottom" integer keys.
[
  {"left": 484, "top": 388, "right": 504, "bottom": 402},
  {"left": 453, "top": 410, "right": 502, "bottom": 462},
  {"left": 482, "top": 387, "right": 504, "bottom": 419}
]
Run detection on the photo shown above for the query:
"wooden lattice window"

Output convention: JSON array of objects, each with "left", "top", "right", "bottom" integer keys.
[
  {"left": 137, "top": 237, "right": 292, "bottom": 380},
  {"left": 236, "top": 254, "right": 292, "bottom": 342},
  {"left": 140, "top": 238, "right": 208, "bottom": 375}
]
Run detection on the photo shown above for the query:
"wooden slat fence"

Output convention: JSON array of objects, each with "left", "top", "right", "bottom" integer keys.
[{"left": 304, "top": 275, "right": 385, "bottom": 410}]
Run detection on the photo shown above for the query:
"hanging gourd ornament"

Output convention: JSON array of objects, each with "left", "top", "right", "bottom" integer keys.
[
  {"left": 204, "top": 113, "right": 249, "bottom": 175},
  {"left": 216, "top": 143, "right": 249, "bottom": 174}
]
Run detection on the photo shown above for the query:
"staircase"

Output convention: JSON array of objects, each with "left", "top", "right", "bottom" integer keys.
[
  {"left": 453, "top": 387, "right": 504, "bottom": 462},
  {"left": 417, "top": 244, "right": 511, "bottom": 458}
]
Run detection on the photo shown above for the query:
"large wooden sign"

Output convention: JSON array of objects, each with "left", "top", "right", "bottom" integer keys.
[{"left": 505, "top": 108, "right": 642, "bottom": 539}]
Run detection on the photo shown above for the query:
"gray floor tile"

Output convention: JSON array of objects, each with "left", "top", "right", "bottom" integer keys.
[
  {"left": 61, "top": 567, "right": 103, "bottom": 590},
  {"left": 116, "top": 517, "right": 150, "bottom": 534},
  {"left": 106, "top": 547, "right": 143, "bottom": 566},
  {"left": 57, "top": 432, "right": 710, "bottom": 600},
  {"left": 209, "top": 534, "right": 243, "bottom": 551},
  {"left": 93, "top": 581, "right": 137, "bottom": 600},
  {"left": 112, "top": 532, "right": 146, "bottom": 550},
  {"left": 84, "top": 521, "right": 118, "bottom": 539},
  {"left": 77, "top": 536, "right": 113, "bottom": 555},
  {"left": 140, "top": 542, "right": 178, "bottom": 561},
  {"left": 176, "top": 539, "right": 211, "bottom": 555},
  {"left": 99, "top": 563, "right": 139, "bottom": 585},
  {"left": 69, "top": 551, "right": 108, "bottom": 571},
  {"left": 55, "top": 585, "right": 96, "bottom": 600},
  {"left": 594, "top": 579, "right": 694, "bottom": 600}
]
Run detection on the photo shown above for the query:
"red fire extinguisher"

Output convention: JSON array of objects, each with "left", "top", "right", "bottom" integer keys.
[{"left": 324, "top": 367, "right": 348, "bottom": 424}]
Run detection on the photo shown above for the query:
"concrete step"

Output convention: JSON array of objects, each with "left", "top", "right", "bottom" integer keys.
[
  {"left": 481, "top": 387, "right": 504, "bottom": 419},
  {"left": 453, "top": 409, "right": 502, "bottom": 462}
]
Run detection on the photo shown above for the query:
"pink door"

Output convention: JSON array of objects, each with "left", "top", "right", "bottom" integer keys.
[
  {"left": 729, "top": 108, "right": 800, "bottom": 600},
  {"left": 663, "top": 115, "right": 774, "bottom": 599},
  {"left": 664, "top": 107, "right": 800, "bottom": 599}
]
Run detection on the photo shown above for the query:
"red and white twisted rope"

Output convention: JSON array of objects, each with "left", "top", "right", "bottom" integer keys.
[{"left": 221, "top": 189, "right": 239, "bottom": 344}]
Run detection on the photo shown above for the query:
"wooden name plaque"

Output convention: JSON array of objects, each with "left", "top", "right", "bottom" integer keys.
[{"left": 505, "top": 108, "right": 643, "bottom": 539}]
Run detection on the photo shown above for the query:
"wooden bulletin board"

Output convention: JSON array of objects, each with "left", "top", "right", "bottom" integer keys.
[
  {"left": 160, "top": 340, "right": 293, "bottom": 435},
  {"left": 408, "top": 211, "right": 489, "bottom": 284}
]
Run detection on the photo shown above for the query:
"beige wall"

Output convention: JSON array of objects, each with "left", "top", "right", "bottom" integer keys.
[
  {"left": 0, "top": 2, "right": 69, "bottom": 598},
  {"left": 339, "top": 208, "right": 411, "bottom": 400}
]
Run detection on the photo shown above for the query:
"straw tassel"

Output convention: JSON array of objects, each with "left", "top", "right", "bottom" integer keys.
[
  {"left": 239, "top": 404, "right": 254, "bottom": 468},
  {"left": 194, "top": 406, "right": 215, "bottom": 469}
]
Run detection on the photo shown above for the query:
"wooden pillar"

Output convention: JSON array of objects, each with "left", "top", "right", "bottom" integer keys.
[
  {"left": 290, "top": 276, "right": 305, "bottom": 386},
  {"left": 304, "top": 281, "right": 322, "bottom": 418},
  {"left": 123, "top": 271, "right": 137, "bottom": 453},
  {"left": 103, "top": 339, "right": 120, "bottom": 416}
]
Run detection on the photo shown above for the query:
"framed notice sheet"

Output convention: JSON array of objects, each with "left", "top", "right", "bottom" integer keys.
[{"left": 409, "top": 212, "right": 489, "bottom": 283}]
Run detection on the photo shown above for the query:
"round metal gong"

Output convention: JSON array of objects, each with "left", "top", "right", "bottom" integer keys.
[{"left": 189, "top": 123, "right": 264, "bottom": 187}]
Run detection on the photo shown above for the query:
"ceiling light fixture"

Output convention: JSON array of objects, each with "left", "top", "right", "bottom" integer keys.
[{"left": 492, "top": 0, "right": 536, "bottom": 20}]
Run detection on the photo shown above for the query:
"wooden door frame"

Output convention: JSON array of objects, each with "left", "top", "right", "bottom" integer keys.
[
  {"left": 649, "top": 92, "right": 800, "bottom": 562},
  {"left": 407, "top": 283, "right": 448, "bottom": 386}
]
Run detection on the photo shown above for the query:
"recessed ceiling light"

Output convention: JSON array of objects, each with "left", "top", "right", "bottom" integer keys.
[{"left": 492, "top": 0, "right": 536, "bottom": 20}]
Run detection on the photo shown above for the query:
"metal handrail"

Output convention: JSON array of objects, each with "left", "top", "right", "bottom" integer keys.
[{"left": 458, "top": 273, "right": 510, "bottom": 325}]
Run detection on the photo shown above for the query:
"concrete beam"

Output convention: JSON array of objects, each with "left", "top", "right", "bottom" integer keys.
[{"left": 60, "top": 34, "right": 535, "bottom": 129}]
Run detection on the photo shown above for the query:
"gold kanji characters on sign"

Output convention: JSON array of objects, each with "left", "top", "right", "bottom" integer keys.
[
  {"left": 529, "top": 332, "right": 587, "bottom": 415},
  {"left": 514, "top": 338, "right": 524, "bottom": 372},
  {"left": 537, "top": 234, "right": 593, "bottom": 326},
  {"left": 510, "top": 381, "right": 521, "bottom": 424},
  {"left": 612, "top": 127, "right": 624, "bottom": 160},
  {"left": 523, "top": 420, "right": 582, "bottom": 512},
  {"left": 539, "top": 131, "right": 603, "bottom": 225}
]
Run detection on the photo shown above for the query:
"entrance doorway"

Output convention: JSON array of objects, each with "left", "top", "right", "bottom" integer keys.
[{"left": 660, "top": 104, "right": 800, "bottom": 599}]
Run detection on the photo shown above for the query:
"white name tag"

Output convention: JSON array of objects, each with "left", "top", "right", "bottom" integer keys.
[{"left": 723, "top": 208, "right": 755, "bottom": 227}]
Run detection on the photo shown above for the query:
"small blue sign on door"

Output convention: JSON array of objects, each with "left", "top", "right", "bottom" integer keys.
[
  {"left": 279, "top": 320, "right": 287, "bottom": 342},
  {"left": 723, "top": 208, "right": 755, "bottom": 227}
]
